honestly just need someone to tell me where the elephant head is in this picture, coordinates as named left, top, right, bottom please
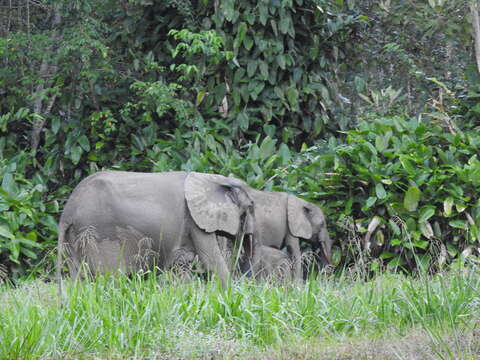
left=287, top=195, right=332, bottom=267
left=184, top=172, right=256, bottom=265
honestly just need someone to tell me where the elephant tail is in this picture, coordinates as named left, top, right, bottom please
left=56, top=221, right=70, bottom=304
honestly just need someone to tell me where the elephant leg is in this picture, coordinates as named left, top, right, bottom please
left=190, top=225, right=230, bottom=287
left=285, top=233, right=302, bottom=281
left=216, top=235, right=233, bottom=269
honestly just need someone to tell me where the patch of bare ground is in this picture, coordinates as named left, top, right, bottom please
left=101, top=328, right=480, bottom=360
left=255, top=328, right=480, bottom=360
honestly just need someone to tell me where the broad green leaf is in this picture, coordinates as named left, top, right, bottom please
left=375, top=230, right=385, bottom=246
left=471, top=225, right=479, bottom=242
left=2, top=173, right=16, bottom=195
left=223, top=0, right=235, bottom=21
left=366, top=196, right=377, bottom=209
left=278, top=143, right=291, bottom=165
left=375, top=133, right=391, bottom=152
left=419, top=206, right=435, bottom=223
left=276, top=55, right=286, bottom=70
left=20, top=247, right=37, bottom=259
left=234, top=68, right=246, bottom=84
left=237, top=112, right=249, bottom=131
left=278, top=13, right=290, bottom=34
left=248, top=81, right=265, bottom=100
left=389, top=219, right=401, bottom=235
left=404, top=186, right=421, bottom=211
left=470, top=166, right=480, bottom=186
left=391, top=238, right=403, bottom=246
left=375, top=183, right=387, bottom=200
left=449, top=220, right=467, bottom=229
left=237, top=22, right=247, bottom=43
left=247, top=60, right=258, bottom=77
left=239, top=84, right=249, bottom=103
left=270, top=20, right=278, bottom=37
left=413, top=239, right=430, bottom=249
left=286, top=87, right=298, bottom=108
left=259, top=5, right=268, bottom=25
left=51, top=116, right=61, bottom=134
left=70, top=146, right=83, bottom=165
left=259, top=136, right=276, bottom=160
left=380, top=251, right=395, bottom=259
left=19, top=237, right=42, bottom=248
left=9, top=253, right=20, bottom=264
left=419, top=221, right=434, bottom=239
left=15, top=107, right=30, bottom=119
left=344, top=199, right=353, bottom=215
left=364, top=142, right=377, bottom=156
left=416, top=253, right=432, bottom=273
left=196, top=91, right=207, bottom=105
left=259, top=61, right=268, bottom=79
left=243, top=36, right=253, bottom=50
left=251, top=162, right=263, bottom=177
left=399, top=155, right=414, bottom=173
left=443, top=197, right=454, bottom=217
left=0, top=225, right=14, bottom=239
left=274, top=86, right=284, bottom=99
left=354, top=76, right=365, bottom=92
left=78, top=135, right=90, bottom=152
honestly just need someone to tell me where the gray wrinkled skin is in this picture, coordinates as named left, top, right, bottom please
left=57, top=171, right=257, bottom=288
left=251, top=189, right=332, bottom=280
left=256, top=245, right=291, bottom=279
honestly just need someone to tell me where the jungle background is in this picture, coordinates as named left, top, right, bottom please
left=0, top=0, right=480, bottom=280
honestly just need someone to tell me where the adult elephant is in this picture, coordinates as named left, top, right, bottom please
left=57, top=171, right=257, bottom=287
left=251, top=189, right=332, bottom=280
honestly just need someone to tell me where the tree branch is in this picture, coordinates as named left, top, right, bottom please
left=31, top=5, right=61, bottom=151
left=471, top=1, right=480, bottom=73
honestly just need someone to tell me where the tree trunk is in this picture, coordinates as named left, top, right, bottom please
left=471, top=1, right=480, bottom=74
left=31, top=5, right=61, bottom=151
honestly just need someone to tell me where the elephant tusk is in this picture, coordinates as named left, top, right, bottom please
left=321, top=244, right=332, bottom=266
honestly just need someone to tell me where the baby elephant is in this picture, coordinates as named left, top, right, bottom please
left=216, top=236, right=292, bottom=279
left=256, top=245, right=292, bottom=280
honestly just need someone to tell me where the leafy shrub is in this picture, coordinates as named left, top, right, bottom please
left=0, top=154, right=58, bottom=279
left=277, top=115, right=480, bottom=272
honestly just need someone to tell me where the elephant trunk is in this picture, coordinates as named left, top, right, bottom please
left=236, top=210, right=259, bottom=276
left=318, top=228, right=333, bottom=267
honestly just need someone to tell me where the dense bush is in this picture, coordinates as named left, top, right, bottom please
left=0, top=153, right=58, bottom=279
left=277, top=114, right=480, bottom=272
left=0, top=0, right=479, bottom=278
left=0, top=0, right=362, bottom=277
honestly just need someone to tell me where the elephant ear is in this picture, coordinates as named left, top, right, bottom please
left=287, top=195, right=313, bottom=239
left=185, top=172, right=245, bottom=235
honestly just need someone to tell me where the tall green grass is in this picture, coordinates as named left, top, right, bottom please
left=0, top=269, right=479, bottom=359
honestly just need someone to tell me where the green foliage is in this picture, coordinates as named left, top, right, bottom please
left=280, top=115, right=480, bottom=271
left=351, top=1, right=471, bottom=113
left=213, top=0, right=360, bottom=138
left=129, top=0, right=361, bottom=141
left=0, top=0, right=479, bottom=277
left=0, top=155, right=58, bottom=278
